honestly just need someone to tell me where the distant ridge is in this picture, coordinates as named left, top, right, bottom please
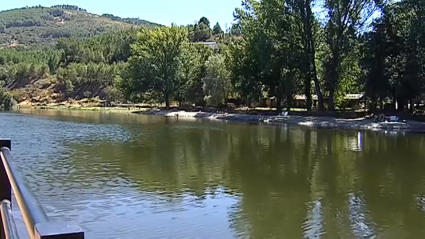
left=0, top=5, right=159, bottom=47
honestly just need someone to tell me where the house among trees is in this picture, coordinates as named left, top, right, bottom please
left=343, top=94, right=365, bottom=109
left=293, top=95, right=320, bottom=108
left=293, top=94, right=365, bottom=109
left=202, top=41, right=218, bottom=49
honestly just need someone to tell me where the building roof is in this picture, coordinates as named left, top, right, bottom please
left=294, top=95, right=319, bottom=100
left=201, top=41, right=218, bottom=48
left=344, top=94, right=365, bottom=100
left=294, top=94, right=364, bottom=100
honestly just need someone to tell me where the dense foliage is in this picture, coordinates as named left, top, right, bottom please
left=2, top=0, right=425, bottom=113
left=0, top=30, right=137, bottom=101
left=101, top=14, right=158, bottom=26
left=121, top=26, right=214, bottom=107
left=0, top=84, right=14, bottom=110
left=0, top=5, right=156, bottom=46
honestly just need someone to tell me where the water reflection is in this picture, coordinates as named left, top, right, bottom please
left=346, top=132, right=363, bottom=152
left=5, top=109, right=425, bottom=238
left=302, top=200, right=324, bottom=239
left=348, top=193, right=375, bottom=238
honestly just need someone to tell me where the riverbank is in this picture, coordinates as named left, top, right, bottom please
left=18, top=101, right=425, bottom=132
left=137, top=109, right=425, bottom=132
left=17, top=99, right=152, bottom=112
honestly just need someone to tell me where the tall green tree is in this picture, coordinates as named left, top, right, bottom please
left=202, top=54, right=233, bottom=106
left=175, top=43, right=203, bottom=105
left=193, top=23, right=211, bottom=42
left=360, top=0, right=425, bottom=112
left=212, top=22, right=224, bottom=35
left=185, top=43, right=213, bottom=105
left=230, top=23, right=242, bottom=36
left=190, top=17, right=212, bottom=42
left=362, top=18, right=390, bottom=111
left=125, top=25, right=190, bottom=109
left=323, top=0, right=383, bottom=110
left=226, top=39, right=262, bottom=107
left=289, top=0, right=325, bottom=110
left=234, top=0, right=302, bottom=112
left=199, top=16, right=210, bottom=28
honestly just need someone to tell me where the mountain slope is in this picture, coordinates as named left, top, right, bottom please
left=0, top=5, right=159, bottom=47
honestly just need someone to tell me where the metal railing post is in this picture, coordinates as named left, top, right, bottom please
left=1, top=200, right=19, bottom=239
left=0, top=140, right=84, bottom=239
left=0, top=139, right=11, bottom=201
left=0, top=139, right=11, bottom=239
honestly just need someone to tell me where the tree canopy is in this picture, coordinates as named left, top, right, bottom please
left=123, top=25, right=192, bottom=108
left=212, top=22, right=224, bottom=35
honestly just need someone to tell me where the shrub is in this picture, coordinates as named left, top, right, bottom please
left=0, top=84, right=15, bottom=110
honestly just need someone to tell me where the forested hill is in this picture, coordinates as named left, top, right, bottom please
left=0, top=5, right=159, bottom=47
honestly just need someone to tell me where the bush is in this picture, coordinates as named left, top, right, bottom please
left=9, top=90, right=26, bottom=102
left=104, top=85, right=123, bottom=102
left=0, top=85, right=15, bottom=110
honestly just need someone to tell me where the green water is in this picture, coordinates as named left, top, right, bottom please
left=3, top=109, right=425, bottom=238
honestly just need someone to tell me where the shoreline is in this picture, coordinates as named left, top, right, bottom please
left=17, top=105, right=425, bottom=133
left=18, top=105, right=151, bottom=112
left=136, top=109, right=425, bottom=132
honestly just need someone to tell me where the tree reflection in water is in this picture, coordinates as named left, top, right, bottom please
left=13, top=110, right=425, bottom=238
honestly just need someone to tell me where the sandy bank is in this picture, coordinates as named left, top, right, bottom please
left=17, top=99, right=152, bottom=113
left=138, top=109, right=425, bottom=132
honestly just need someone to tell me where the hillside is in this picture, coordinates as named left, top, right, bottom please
left=0, top=8, right=225, bottom=109
left=0, top=5, right=159, bottom=47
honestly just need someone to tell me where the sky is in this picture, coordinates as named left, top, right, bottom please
left=0, top=0, right=242, bottom=29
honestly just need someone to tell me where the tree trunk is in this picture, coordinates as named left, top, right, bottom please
left=329, top=88, right=335, bottom=111
left=165, top=92, right=170, bottom=110
left=369, top=96, right=377, bottom=112
left=415, top=97, right=420, bottom=110
left=247, top=98, right=252, bottom=108
left=286, top=95, right=292, bottom=112
left=404, top=100, right=408, bottom=112
left=409, top=98, right=414, bottom=113
left=396, top=98, right=404, bottom=112
left=328, top=48, right=341, bottom=112
left=305, top=77, right=312, bottom=111
left=305, top=0, right=324, bottom=111
left=390, top=91, right=396, bottom=112
left=276, top=95, right=282, bottom=113
left=370, top=101, right=377, bottom=112
left=314, top=80, right=325, bottom=111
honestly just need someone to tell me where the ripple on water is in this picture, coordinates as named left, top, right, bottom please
left=0, top=113, right=135, bottom=237
left=302, top=200, right=325, bottom=239
left=44, top=188, right=241, bottom=239
left=1, top=113, right=247, bottom=238
left=348, top=192, right=376, bottom=238
left=6, top=111, right=424, bottom=238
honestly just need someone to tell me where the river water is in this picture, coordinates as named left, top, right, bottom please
left=2, top=109, right=425, bottom=238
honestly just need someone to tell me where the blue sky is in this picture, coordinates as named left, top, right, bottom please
left=0, top=0, right=242, bottom=29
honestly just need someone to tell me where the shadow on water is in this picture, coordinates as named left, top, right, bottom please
left=5, top=109, right=425, bottom=238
